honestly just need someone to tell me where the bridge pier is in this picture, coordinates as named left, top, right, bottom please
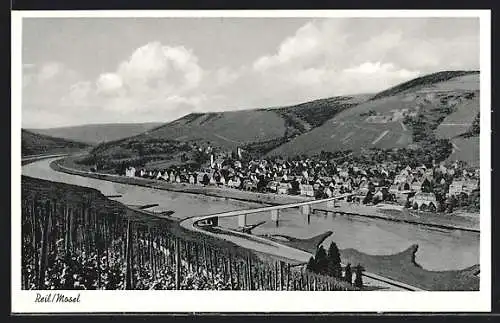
left=238, top=214, right=247, bottom=227
left=271, top=209, right=280, bottom=227
left=301, top=205, right=311, bottom=224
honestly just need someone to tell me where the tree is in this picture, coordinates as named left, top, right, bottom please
left=363, top=191, right=373, bottom=204
left=314, top=246, right=329, bottom=274
left=306, top=256, right=316, bottom=272
left=202, top=174, right=210, bottom=186
left=446, top=195, right=457, bottom=213
left=327, top=242, right=342, bottom=278
left=354, top=264, right=364, bottom=288
left=115, top=161, right=127, bottom=176
left=344, top=263, right=353, bottom=284
left=258, top=178, right=270, bottom=192
left=421, top=178, right=433, bottom=193
left=290, top=180, right=300, bottom=195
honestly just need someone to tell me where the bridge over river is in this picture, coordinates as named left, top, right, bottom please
left=190, top=193, right=354, bottom=228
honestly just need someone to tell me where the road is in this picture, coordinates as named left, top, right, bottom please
left=179, top=200, right=423, bottom=291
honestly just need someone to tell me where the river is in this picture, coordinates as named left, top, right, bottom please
left=22, top=158, right=479, bottom=271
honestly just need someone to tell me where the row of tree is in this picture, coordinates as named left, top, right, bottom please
left=306, top=242, right=363, bottom=288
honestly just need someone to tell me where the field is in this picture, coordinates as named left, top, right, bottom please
left=135, top=110, right=289, bottom=150
left=21, top=175, right=354, bottom=291
left=435, top=93, right=479, bottom=139
left=268, top=118, right=412, bottom=157
left=268, top=71, right=479, bottom=160
left=447, top=137, right=480, bottom=167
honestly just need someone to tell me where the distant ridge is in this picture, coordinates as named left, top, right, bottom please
left=371, top=70, right=479, bottom=101
left=29, top=122, right=164, bottom=145
left=22, top=129, right=90, bottom=157
left=81, top=70, right=480, bottom=167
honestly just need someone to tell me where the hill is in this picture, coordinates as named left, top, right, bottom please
left=79, top=95, right=368, bottom=172
left=268, top=71, right=480, bottom=165
left=28, top=122, right=164, bottom=145
left=124, top=95, right=367, bottom=152
left=22, top=129, right=90, bottom=157
left=75, top=70, right=480, bottom=169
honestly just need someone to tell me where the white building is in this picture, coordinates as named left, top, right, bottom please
left=299, top=184, right=314, bottom=197
left=125, top=167, right=136, bottom=177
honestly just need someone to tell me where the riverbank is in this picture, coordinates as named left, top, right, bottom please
left=262, top=232, right=479, bottom=291
left=53, top=157, right=479, bottom=233
left=21, top=153, right=70, bottom=166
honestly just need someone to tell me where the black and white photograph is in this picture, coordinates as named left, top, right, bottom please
left=12, top=10, right=491, bottom=313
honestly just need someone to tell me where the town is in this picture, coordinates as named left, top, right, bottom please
left=118, top=143, right=480, bottom=215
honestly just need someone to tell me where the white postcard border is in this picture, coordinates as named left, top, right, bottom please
left=11, top=9, right=492, bottom=313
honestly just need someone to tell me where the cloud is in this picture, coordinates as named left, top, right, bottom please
left=22, top=18, right=479, bottom=128
left=249, top=18, right=478, bottom=98
left=115, top=42, right=203, bottom=96
left=23, top=62, right=82, bottom=107
left=96, top=73, right=124, bottom=95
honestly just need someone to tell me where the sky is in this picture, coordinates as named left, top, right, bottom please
left=21, top=17, right=480, bottom=129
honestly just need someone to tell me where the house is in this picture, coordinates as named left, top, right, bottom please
left=266, top=181, right=279, bottom=193
left=448, top=180, right=464, bottom=196
left=463, top=180, right=479, bottom=194
left=243, top=180, right=257, bottom=191
left=410, top=180, right=423, bottom=192
left=232, top=177, right=242, bottom=188
left=358, top=180, right=372, bottom=195
left=125, top=166, right=136, bottom=177
left=197, top=172, right=207, bottom=184
left=373, top=189, right=384, bottom=202
left=389, top=184, right=400, bottom=194
left=169, top=172, right=176, bottom=182
left=214, top=158, right=225, bottom=169
left=324, top=187, right=333, bottom=198
left=449, top=179, right=479, bottom=196
left=410, top=192, right=439, bottom=211
left=175, top=175, right=181, bottom=183
left=394, top=174, right=410, bottom=184
left=339, top=169, right=349, bottom=179
left=319, top=176, right=332, bottom=183
left=299, top=184, right=314, bottom=197
left=277, top=183, right=290, bottom=195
